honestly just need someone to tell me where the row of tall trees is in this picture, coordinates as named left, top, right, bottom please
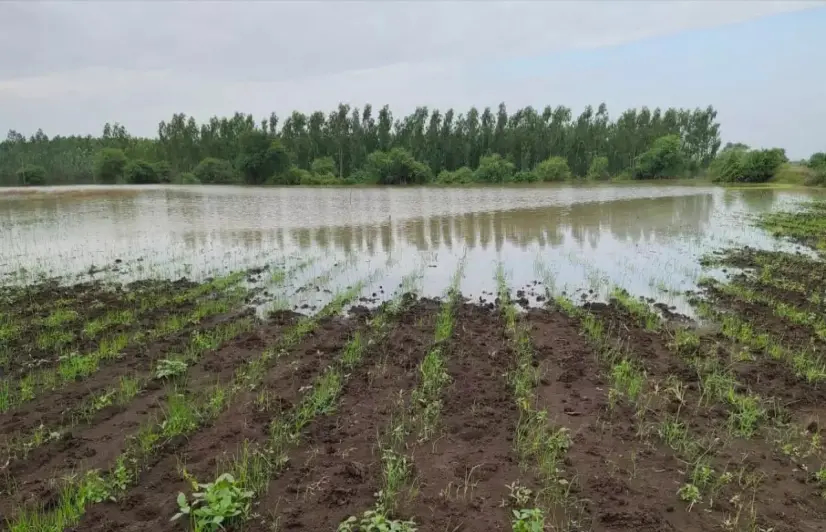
left=1, top=102, right=723, bottom=186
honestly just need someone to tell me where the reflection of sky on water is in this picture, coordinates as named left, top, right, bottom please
left=1, top=184, right=820, bottom=315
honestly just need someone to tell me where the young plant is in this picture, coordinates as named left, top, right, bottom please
left=677, top=483, right=701, bottom=511
left=337, top=510, right=417, bottom=532
left=511, top=508, right=545, bottom=532
left=172, top=473, right=254, bottom=531
left=154, top=358, right=188, bottom=380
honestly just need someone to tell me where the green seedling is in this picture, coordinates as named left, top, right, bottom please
left=172, top=473, right=253, bottom=531
left=155, top=358, right=188, bottom=380
left=506, top=481, right=534, bottom=508
left=338, top=510, right=417, bottom=532
left=677, top=483, right=701, bottom=511
left=815, top=466, right=826, bottom=497
left=511, top=508, right=545, bottom=532
left=378, top=448, right=412, bottom=513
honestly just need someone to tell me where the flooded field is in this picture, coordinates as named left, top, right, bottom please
left=0, top=184, right=816, bottom=315
left=2, top=184, right=826, bottom=532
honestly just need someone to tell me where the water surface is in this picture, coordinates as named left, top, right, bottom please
left=1, top=184, right=819, bottom=315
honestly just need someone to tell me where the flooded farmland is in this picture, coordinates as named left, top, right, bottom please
left=0, top=184, right=817, bottom=315
left=3, top=184, right=826, bottom=532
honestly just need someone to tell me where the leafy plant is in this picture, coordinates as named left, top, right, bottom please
left=337, top=510, right=417, bottom=532
left=17, top=164, right=46, bottom=186
left=125, top=159, right=160, bottom=184
left=155, top=358, right=188, bottom=380
left=535, top=156, right=571, bottom=182
left=172, top=473, right=253, bottom=531
left=511, top=508, right=545, bottom=532
left=677, top=483, right=701, bottom=511
left=94, top=148, right=127, bottom=184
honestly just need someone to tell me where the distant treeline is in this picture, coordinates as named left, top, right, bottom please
left=2, top=102, right=820, bottom=187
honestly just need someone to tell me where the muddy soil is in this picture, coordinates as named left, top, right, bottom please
left=0, top=310, right=297, bottom=521
left=3, top=295, right=825, bottom=532
left=0, top=278, right=199, bottom=379
left=72, top=311, right=363, bottom=532
left=0, top=308, right=250, bottom=447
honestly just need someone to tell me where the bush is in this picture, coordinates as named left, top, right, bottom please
left=710, top=147, right=787, bottom=183
left=474, top=154, right=515, bottom=183
left=364, top=148, right=432, bottom=185
left=347, top=169, right=371, bottom=183
left=153, top=161, right=173, bottom=183
left=16, top=164, right=46, bottom=186
left=236, top=131, right=291, bottom=185
left=269, top=166, right=308, bottom=185
left=125, top=159, right=159, bottom=184
left=299, top=172, right=342, bottom=186
left=709, top=148, right=746, bottom=183
left=535, top=156, right=571, bottom=182
left=587, top=156, right=610, bottom=180
left=633, top=134, right=685, bottom=179
left=193, top=158, right=237, bottom=184
left=179, top=172, right=200, bottom=185
left=805, top=167, right=826, bottom=186
left=742, top=148, right=787, bottom=182
left=513, top=170, right=539, bottom=183
left=311, top=156, right=337, bottom=177
left=94, top=148, right=127, bottom=184
left=809, top=152, right=826, bottom=170
left=435, top=167, right=474, bottom=184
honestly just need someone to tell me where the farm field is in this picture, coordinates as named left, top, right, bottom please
left=1, top=186, right=826, bottom=531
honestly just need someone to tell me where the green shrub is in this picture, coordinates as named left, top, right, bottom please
left=474, top=154, right=515, bottom=183
left=809, top=152, right=826, bottom=170
left=742, top=148, right=787, bottom=182
left=193, top=158, right=237, bottom=184
left=804, top=166, right=826, bottom=187
left=535, top=156, right=571, bottom=182
left=236, top=131, right=291, bottom=185
left=299, top=172, right=342, bottom=186
left=153, top=161, right=173, bottom=183
left=269, top=166, right=309, bottom=185
left=125, top=159, right=160, bottom=184
left=179, top=172, right=200, bottom=185
left=513, top=170, right=539, bottom=183
left=94, top=148, right=127, bottom=184
left=16, top=164, right=46, bottom=186
left=311, top=156, right=337, bottom=177
left=436, top=166, right=474, bottom=184
left=347, top=169, right=371, bottom=183
left=710, top=147, right=787, bottom=183
left=633, top=134, right=685, bottom=179
left=587, top=156, right=610, bottom=180
left=364, top=148, right=431, bottom=185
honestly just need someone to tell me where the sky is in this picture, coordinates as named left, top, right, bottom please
left=0, top=1, right=824, bottom=159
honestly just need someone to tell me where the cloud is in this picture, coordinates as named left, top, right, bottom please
left=0, top=0, right=821, bottom=154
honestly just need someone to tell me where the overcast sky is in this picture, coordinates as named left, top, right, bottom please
left=1, top=1, right=824, bottom=158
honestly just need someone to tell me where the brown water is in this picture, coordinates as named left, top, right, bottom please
left=0, top=184, right=818, bottom=314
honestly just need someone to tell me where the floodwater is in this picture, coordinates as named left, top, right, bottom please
left=0, top=184, right=820, bottom=315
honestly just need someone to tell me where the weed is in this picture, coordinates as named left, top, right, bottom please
left=161, top=393, right=199, bottom=437
left=117, top=376, right=141, bottom=404
left=671, top=328, right=700, bottom=356
left=610, top=359, right=644, bottom=403
left=377, top=448, right=413, bottom=513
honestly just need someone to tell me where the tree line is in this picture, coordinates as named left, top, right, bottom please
left=0, top=102, right=805, bottom=187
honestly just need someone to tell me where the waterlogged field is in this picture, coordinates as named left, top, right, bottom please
left=1, top=184, right=826, bottom=531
